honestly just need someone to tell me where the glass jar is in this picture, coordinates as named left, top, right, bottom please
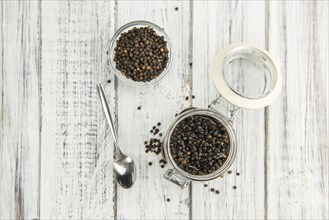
left=108, top=20, right=173, bottom=87
left=163, top=105, right=238, bottom=188
left=162, top=43, right=282, bottom=188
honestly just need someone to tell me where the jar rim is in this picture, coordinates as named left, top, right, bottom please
left=163, top=108, right=237, bottom=181
left=212, top=43, right=282, bottom=109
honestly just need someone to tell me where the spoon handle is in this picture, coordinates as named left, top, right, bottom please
left=97, top=83, right=118, bottom=145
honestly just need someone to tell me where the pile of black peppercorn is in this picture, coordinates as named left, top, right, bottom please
left=145, top=122, right=168, bottom=169
left=113, top=26, right=169, bottom=82
left=169, top=115, right=230, bottom=175
left=145, top=138, right=162, bottom=155
left=145, top=122, right=164, bottom=155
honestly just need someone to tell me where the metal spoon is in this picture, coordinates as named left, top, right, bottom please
left=97, top=83, right=136, bottom=189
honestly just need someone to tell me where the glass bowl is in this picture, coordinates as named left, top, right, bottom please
left=109, top=20, right=173, bottom=87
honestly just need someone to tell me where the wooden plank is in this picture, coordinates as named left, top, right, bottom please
left=192, top=1, right=267, bottom=219
left=115, top=1, right=191, bottom=219
left=0, top=2, right=3, bottom=207
left=40, top=1, right=116, bottom=218
left=0, top=0, right=2, bottom=124
left=0, top=1, right=41, bottom=219
left=267, top=1, right=329, bottom=219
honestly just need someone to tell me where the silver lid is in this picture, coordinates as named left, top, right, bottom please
left=212, top=43, right=282, bottom=109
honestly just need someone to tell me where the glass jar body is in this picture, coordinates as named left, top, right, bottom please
left=162, top=107, right=237, bottom=186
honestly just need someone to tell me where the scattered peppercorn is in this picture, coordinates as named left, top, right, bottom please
left=192, top=95, right=195, bottom=99
left=236, top=172, right=240, bottom=176
left=159, top=133, right=163, bottom=137
left=157, top=122, right=161, bottom=126
left=107, top=79, right=112, bottom=83
left=167, top=198, right=170, bottom=202
left=148, top=162, right=152, bottom=166
left=145, top=137, right=162, bottom=155
left=150, top=130, right=153, bottom=133
left=175, top=7, right=179, bottom=11
left=185, top=96, right=189, bottom=101
left=210, top=188, right=215, bottom=192
left=204, top=184, right=208, bottom=187
left=228, top=170, right=232, bottom=174
left=161, top=165, right=165, bottom=168
left=170, top=115, right=230, bottom=175
left=189, top=62, right=192, bottom=66
left=215, top=190, right=220, bottom=194
left=233, top=186, right=237, bottom=189
left=144, top=141, right=148, bottom=145
left=153, top=128, right=160, bottom=135
left=153, top=126, right=156, bottom=130
left=137, top=106, right=141, bottom=110
left=113, top=26, right=169, bottom=82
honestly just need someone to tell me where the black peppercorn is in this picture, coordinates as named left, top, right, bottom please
left=169, top=115, right=230, bottom=175
left=153, top=128, right=160, bottom=135
left=144, top=136, right=162, bottom=156
left=113, top=26, right=169, bottom=82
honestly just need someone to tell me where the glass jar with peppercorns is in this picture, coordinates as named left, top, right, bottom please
left=163, top=43, right=282, bottom=188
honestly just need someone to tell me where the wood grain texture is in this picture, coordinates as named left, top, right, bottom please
left=0, top=1, right=41, bottom=219
left=115, top=1, right=191, bottom=219
left=266, top=1, right=329, bottom=219
left=40, top=1, right=116, bottom=219
left=192, top=1, right=267, bottom=219
left=0, top=1, right=328, bottom=219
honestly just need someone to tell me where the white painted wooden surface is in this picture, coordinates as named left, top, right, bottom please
left=192, top=2, right=267, bottom=219
left=1, top=1, right=328, bottom=219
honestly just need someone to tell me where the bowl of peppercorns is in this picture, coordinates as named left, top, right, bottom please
left=109, top=20, right=172, bottom=86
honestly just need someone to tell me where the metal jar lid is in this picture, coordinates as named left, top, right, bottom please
left=212, top=43, right=282, bottom=109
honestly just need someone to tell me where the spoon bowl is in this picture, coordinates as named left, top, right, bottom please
left=113, top=154, right=136, bottom=189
